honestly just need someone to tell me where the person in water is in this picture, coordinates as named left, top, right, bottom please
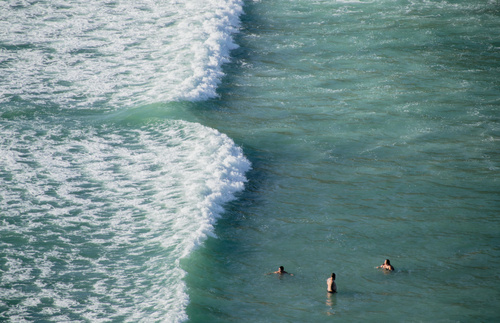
left=327, top=273, right=337, bottom=293
left=377, top=259, right=394, bottom=271
left=269, top=266, right=293, bottom=276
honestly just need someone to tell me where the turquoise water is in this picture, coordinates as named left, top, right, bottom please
left=186, top=0, right=500, bottom=322
left=1, top=0, right=499, bottom=322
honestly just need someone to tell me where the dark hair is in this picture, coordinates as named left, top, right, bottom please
left=279, top=266, right=284, bottom=270
left=331, top=273, right=336, bottom=279
left=385, top=259, right=391, bottom=265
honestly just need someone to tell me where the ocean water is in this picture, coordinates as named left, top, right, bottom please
left=1, top=0, right=499, bottom=322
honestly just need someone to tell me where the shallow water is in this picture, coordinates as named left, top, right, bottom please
left=1, top=1, right=249, bottom=321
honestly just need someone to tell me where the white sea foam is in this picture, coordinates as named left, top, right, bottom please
left=0, top=0, right=244, bottom=108
left=0, top=119, right=251, bottom=322
left=1, top=1, right=248, bottom=320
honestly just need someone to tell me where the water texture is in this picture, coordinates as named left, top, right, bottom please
left=1, top=0, right=499, bottom=322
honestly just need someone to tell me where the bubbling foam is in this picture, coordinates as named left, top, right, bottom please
left=0, top=119, right=251, bottom=322
left=0, top=0, right=244, bottom=109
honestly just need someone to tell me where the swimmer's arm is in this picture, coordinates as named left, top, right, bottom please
left=266, top=271, right=281, bottom=275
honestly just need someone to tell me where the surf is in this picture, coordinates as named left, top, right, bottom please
left=0, top=0, right=248, bottom=321
left=0, top=0, right=244, bottom=109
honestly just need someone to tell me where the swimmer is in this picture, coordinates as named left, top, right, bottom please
left=377, top=259, right=394, bottom=271
left=327, top=273, right=337, bottom=293
left=268, top=266, right=293, bottom=276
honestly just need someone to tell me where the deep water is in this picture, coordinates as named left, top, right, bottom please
left=185, top=0, right=500, bottom=322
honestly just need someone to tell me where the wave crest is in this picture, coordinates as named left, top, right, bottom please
left=0, top=0, right=244, bottom=109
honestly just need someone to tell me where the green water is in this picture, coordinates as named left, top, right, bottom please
left=185, top=0, right=500, bottom=322
left=1, top=0, right=498, bottom=321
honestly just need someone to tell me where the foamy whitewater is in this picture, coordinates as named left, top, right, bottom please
left=0, top=0, right=248, bottom=321
left=1, top=0, right=243, bottom=109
